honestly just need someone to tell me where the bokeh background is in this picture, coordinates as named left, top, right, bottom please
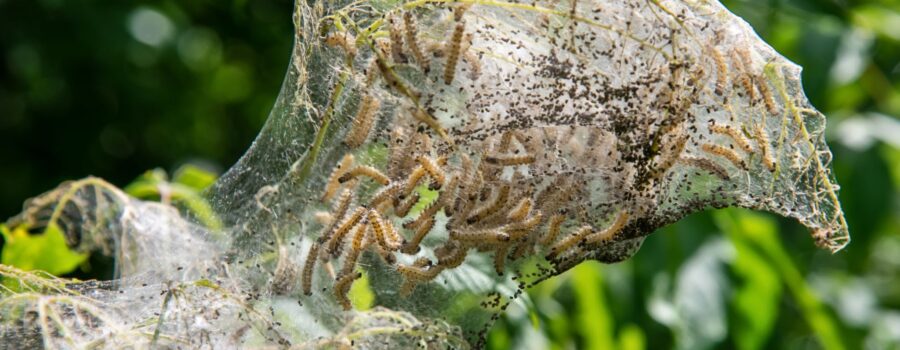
left=1, top=0, right=898, bottom=348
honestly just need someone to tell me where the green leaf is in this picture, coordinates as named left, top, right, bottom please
left=572, top=262, right=615, bottom=350
left=123, top=167, right=223, bottom=230
left=0, top=223, right=88, bottom=276
left=172, top=164, right=218, bottom=191
left=718, top=211, right=783, bottom=350
left=715, top=209, right=846, bottom=350
left=617, top=324, right=646, bottom=350
left=349, top=271, right=375, bottom=310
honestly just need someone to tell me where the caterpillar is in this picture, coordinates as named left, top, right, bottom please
left=326, top=207, right=366, bottom=256
left=301, top=242, right=320, bottom=296
left=678, top=155, right=730, bottom=180
left=319, top=189, right=354, bottom=247
left=403, top=11, right=429, bottom=73
left=387, top=127, right=410, bottom=179
left=338, top=165, right=391, bottom=185
left=398, top=258, right=440, bottom=296
left=650, top=133, right=689, bottom=182
left=755, top=125, right=776, bottom=172
left=540, top=214, right=566, bottom=245
left=401, top=166, right=428, bottom=198
left=339, top=219, right=369, bottom=277
left=710, top=45, right=728, bottom=96
left=708, top=122, right=754, bottom=154
left=466, top=184, right=510, bottom=224
left=367, top=181, right=403, bottom=209
left=452, top=154, right=475, bottom=214
left=397, top=257, right=440, bottom=281
left=507, top=198, right=533, bottom=221
left=484, top=154, right=536, bottom=166
left=321, top=154, right=355, bottom=201
left=416, top=155, right=446, bottom=187
left=755, top=75, right=779, bottom=115
left=403, top=216, right=434, bottom=254
left=387, top=15, right=406, bottom=64
left=584, top=211, right=629, bottom=245
left=547, top=225, right=592, bottom=260
left=395, top=191, right=419, bottom=218
left=443, top=20, right=466, bottom=84
left=436, top=242, right=468, bottom=269
left=344, top=94, right=382, bottom=149
left=701, top=143, right=747, bottom=170
left=368, top=209, right=396, bottom=250
left=733, top=48, right=756, bottom=101
left=383, top=218, right=405, bottom=248
left=450, top=229, right=510, bottom=244
left=494, top=245, right=509, bottom=275
left=508, top=211, right=543, bottom=233
left=334, top=272, right=362, bottom=310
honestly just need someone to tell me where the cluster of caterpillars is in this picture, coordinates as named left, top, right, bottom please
left=324, top=5, right=482, bottom=150
left=302, top=125, right=640, bottom=309
left=708, top=43, right=779, bottom=116
left=298, top=4, right=787, bottom=310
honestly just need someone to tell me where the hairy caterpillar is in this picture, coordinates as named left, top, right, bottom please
left=701, top=143, right=747, bottom=170
left=484, top=154, right=536, bottom=166
left=450, top=229, right=510, bottom=244
left=755, top=75, right=779, bottom=115
left=387, top=127, right=410, bottom=179
left=436, top=242, right=467, bottom=269
left=708, top=122, right=754, bottom=154
left=395, top=191, right=419, bottom=218
left=387, top=15, right=406, bottom=64
left=755, top=125, right=776, bottom=172
left=338, top=165, right=391, bottom=185
left=338, top=219, right=369, bottom=278
left=344, top=94, right=381, bottom=149
left=326, top=207, right=366, bottom=256
left=383, top=219, right=404, bottom=247
left=678, top=155, right=730, bottom=180
left=493, top=245, right=508, bottom=275
left=508, top=212, right=543, bottom=233
left=416, top=155, right=446, bottom=187
left=466, top=184, right=511, bottom=224
left=443, top=20, right=466, bottom=84
left=367, top=209, right=388, bottom=249
left=402, top=166, right=428, bottom=197
left=506, top=197, right=533, bottom=221
left=334, top=272, right=362, bottom=310
left=403, top=11, right=429, bottom=73
left=547, top=225, right=592, bottom=260
left=710, top=45, right=728, bottom=96
left=540, top=214, right=566, bottom=245
left=733, top=47, right=756, bottom=101
left=403, top=217, right=434, bottom=254
left=321, top=154, right=355, bottom=201
left=301, top=242, right=320, bottom=296
left=584, top=211, right=629, bottom=245
left=367, top=181, right=403, bottom=209
left=321, top=189, right=353, bottom=244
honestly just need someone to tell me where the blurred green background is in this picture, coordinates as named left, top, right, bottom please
left=1, top=0, right=898, bottom=348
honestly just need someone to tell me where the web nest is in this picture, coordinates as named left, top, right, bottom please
left=1, top=0, right=848, bottom=348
